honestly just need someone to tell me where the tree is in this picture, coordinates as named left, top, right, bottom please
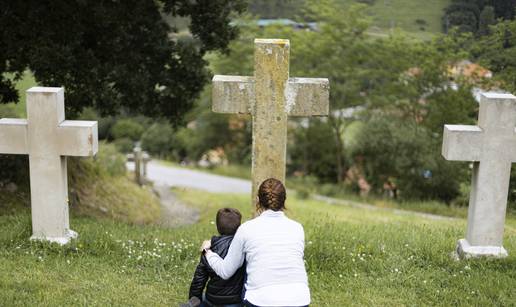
left=479, top=6, right=496, bottom=36
left=489, top=0, right=516, bottom=20
left=141, top=122, right=175, bottom=159
left=0, top=0, right=246, bottom=122
left=289, top=119, right=343, bottom=183
left=473, top=18, right=516, bottom=92
left=443, top=1, right=482, bottom=34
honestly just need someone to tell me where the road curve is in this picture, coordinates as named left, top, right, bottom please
left=127, top=161, right=251, bottom=194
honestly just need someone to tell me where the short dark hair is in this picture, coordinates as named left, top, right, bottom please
left=216, top=208, right=242, bottom=235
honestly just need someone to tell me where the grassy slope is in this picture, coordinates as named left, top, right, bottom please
left=1, top=189, right=514, bottom=306
left=364, top=0, right=450, bottom=39
left=249, top=0, right=451, bottom=40
left=0, top=146, right=162, bottom=225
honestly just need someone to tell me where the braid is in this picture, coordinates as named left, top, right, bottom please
left=258, top=178, right=286, bottom=211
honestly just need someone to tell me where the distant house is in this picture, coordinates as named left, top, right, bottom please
left=407, top=60, right=504, bottom=104
left=448, top=60, right=493, bottom=81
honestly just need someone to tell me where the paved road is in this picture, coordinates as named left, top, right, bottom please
left=127, top=161, right=251, bottom=194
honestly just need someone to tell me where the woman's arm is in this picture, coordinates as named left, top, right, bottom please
left=205, top=228, right=245, bottom=280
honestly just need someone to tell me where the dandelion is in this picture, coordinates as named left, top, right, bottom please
left=423, top=280, right=427, bottom=284
left=308, top=241, right=313, bottom=245
left=339, top=274, right=343, bottom=278
left=354, top=273, right=358, bottom=277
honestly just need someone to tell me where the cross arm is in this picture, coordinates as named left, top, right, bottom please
left=286, top=78, right=330, bottom=116
left=57, top=121, right=98, bottom=157
left=442, top=124, right=483, bottom=161
left=0, top=118, right=29, bottom=154
left=212, top=75, right=254, bottom=114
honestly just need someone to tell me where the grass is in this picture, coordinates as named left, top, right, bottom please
left=249, top=0, right=451, bottom=40
left=157, top=160, right=495, bottom=219
left=363, top=0, right=450, bottom=40
left=68, top=144, right=162, bottom=225
left=0, top=71, right=37, bottom=118
left=1, top=188, right=515, bottom=305
left=0, top=143, right=162, bottom=225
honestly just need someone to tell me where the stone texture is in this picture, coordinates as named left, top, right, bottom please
left=442, top=92, right=516, bottom=258
left=0, top=87, right=98, bottom=244
left=212, top=39, right=330, bottom=203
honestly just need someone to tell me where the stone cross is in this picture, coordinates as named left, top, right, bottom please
left=442, top=92, right=516, bottom=258
left=212, top=39, right=329, bottom=201
left=0, top=87, right=98, bottom=244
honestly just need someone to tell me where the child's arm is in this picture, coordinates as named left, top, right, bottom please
left=188, top=254, right=210, bottom=300
left=205, top=228, right=245, bottom=280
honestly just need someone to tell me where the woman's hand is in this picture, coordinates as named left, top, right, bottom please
left=200, top=240, right=211, bottom=252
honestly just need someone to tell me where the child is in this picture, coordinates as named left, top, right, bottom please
left=186, top=208, right=245, bottom=307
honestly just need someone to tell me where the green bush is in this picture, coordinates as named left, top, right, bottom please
left=289, top=119, right=343, bottom=183
left=110, top=119, right=144, bottom=142
left=348, top=116, right=466, bottom=202
left=141, top=122, right=174, bottom=158
left=94, top=143, right=127, bottom=177
left=70, top=143, right=126, bottom=179
left=114, top=138, right=134, bottom=154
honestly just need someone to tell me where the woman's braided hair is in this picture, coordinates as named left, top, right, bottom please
left=257, top=178, right=286, bottom=212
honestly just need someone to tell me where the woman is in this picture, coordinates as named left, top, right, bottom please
left=202, top=178, right=310, bottom=307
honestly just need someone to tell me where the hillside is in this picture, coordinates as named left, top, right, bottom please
left=0, top=188, right=514, bottom=305
left=249, top=0, right=451, bottom=39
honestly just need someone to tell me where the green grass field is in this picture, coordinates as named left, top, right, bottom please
left=249, top=0, right=451, bottom=40
left=1, top=188, right=515, bottom=306
left=363, top=0, right=450, bottom=39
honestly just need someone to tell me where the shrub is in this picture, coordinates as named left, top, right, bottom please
left=114, top=138, right=134, bottom=154
left=415, top=19, right=427, bottom=26
left=110, top=119, right=144, bottom=142
left=348, top=116, right=465, bottom=202
left=94, top=143, right=127, bottom=177
left=141, top=122, right=174, bottom=158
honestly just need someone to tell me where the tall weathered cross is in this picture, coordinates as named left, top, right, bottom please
left=0, top=87, right=98, bottom=244
left=212, top=39, right=329, bottom=202
left=442, top=92, right=516, bottom=258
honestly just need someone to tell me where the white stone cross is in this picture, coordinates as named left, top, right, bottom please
left=442, top=92, right=516, bottom=258
left=0, top=87, right=98, bottom=244
left=212, top=39, right=329, bottom=202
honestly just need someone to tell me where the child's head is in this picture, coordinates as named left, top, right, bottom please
left=216, top=208, right=242, bottom=235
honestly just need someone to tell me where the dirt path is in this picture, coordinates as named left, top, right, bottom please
left=153, top=184, right=200, bottom=227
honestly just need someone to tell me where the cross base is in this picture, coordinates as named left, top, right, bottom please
left=30, top=229, right=78, bottom=245
left=456, top=238, right=508, bottom=259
